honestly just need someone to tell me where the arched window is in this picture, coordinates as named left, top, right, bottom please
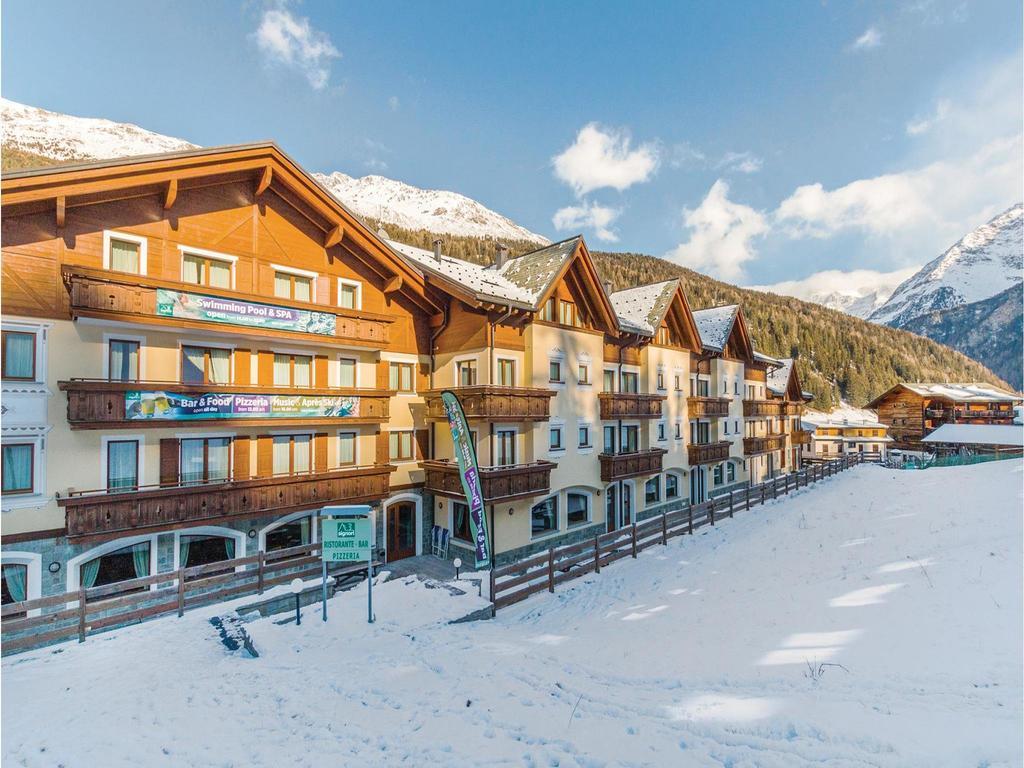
left=174, top=526, right=245, bottom=580
left=644, top=477, right=660, bottom=505
left=665, top=472, right=681, bottom=500
left=531, top=495, right=558, bottom=538
left=67, top=534, right=157, bottom=594
left=260, top=510, right=318, bottom=553
left=565, top=489, right=592, bottom=528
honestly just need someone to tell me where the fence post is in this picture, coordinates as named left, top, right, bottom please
left=77, top=587, right=87, bottom=644
left=709, top=498, right=716, bottom=526
left=688, top=505, right=693, bottom=535
left=631, top=523, right=638, bottom=558
left=661, top=512, right=668, bottom=545
left=177, top=568, right=186, bottom=617
left=728, top=490, right=734, bottom=518
left=489, top=567, right=496, bottom=616
left=547, top=548, right=555, bottom=593
left=257, top=550, right=265, bottom=594
left=761, top=483, right=766, bottom=505
left=745, top=486, right=751, bottom=511
left=594, top=535, right=601, bottom=573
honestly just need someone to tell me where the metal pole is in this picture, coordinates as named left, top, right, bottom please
left=367, top=555, right=374, bottom=624
left=295, top=594, right=301, bottom=626
left=322, top=558, right=328, bottom=622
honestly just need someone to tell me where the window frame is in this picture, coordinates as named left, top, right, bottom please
left=644, top=476, right=661, bottom=506
left=388, top=430, right=415, bottom=462
left=389, top=362, right=416, bottom=394
left=530, top=495, right=560, bottom=539
left=271, top=264, right=318, bottom=303
left=179, top=436, right=233, bottom=485
left=548, top=360, right=564, bottom=384
left=566, top=490, right=591, bottom=528
left=337, top=430, right=358, bottom=467
left=496, top=358, right=516, bottom=387
left=104, top=437, right=140, bottom=492
left=178, top=246, right=237, bottom=290
left=577, top=363, right=590, bottom=386
left=455, top=358, right=478, bottom=387
left=337, top=356, right=358, bottom=388
left=577, top=423, right=592, bottom=450
left=271, top=433, right=314, bottom=476
left=548, top=425, right=564, bottom=452
left=180, top=343, right=233, bottom=385
left=1, top=330, right=36, bottom=382
left=102, top=230, right=148, bottom=275
left=336, top=278, right=363, bottom=310
left=106, top=338, right=141, bottom=383
left=273, top=352, right=313, bottom=388
left=1, top=443, right=35, bottom=495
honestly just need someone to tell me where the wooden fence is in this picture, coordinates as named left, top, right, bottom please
left=490, top=455, right=863, bottom=611
left=0, top=542, right=369, bottom=655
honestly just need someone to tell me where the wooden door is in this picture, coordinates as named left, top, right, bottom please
left=387, top=502, right=417, bottom=561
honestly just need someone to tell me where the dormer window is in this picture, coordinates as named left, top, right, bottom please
left=181, top=248, right=235, bottom=289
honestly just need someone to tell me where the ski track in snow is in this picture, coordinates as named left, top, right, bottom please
left=3, top=461, right=1022, bottom=767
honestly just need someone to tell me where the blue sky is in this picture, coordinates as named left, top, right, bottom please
left=3, top=0, right=1021, bottom=296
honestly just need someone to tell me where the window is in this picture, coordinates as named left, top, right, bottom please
left=675, top=421, right=683, bottom=440
left=273, top=353, right=312, bottom=387
left=389, top=362, right=414, bottom=393
left=549, top=360, right=563, bottom=383
left=274, top=270, right=313, bottom=302
left=734, top=381, right=740, bottom=395
left=531, top=496, right=558, bottom=537
left=713, top=464, right=724, bottom=486
left=182, top=251, right=232, bottom=289
left=657, top=372, right=665, bottom=390
left=578, top=364, right=590, bottom=385
left=620, top=372, right=638, bottom=393
left=452, top=502, right=472, bottom=543
left=1, top=563, right=28, bottom=608
left=106, top=440, right=139, bottom=491
left=389, top=431, right=414, bottom=462
left=496, top=430, right=516, bottom=466
left=724, top=422, right=730, bottom=435
left=656, top=326, right=671, bottom=345
left=337, top=279, right=361, bottom=309
left=1, top=444, right=34, bottom=494
left=497, top=359, right=516, bottom=386
left=692, top=421, right=709, bottom=443
left=105, top=233, right=144, bottom=274
left=696, top=378, right=709, bottom=396
left=734, top=419, right=740, bottom=433
left=79, top=542, right=151, bottom=590
left=645, top=477, right=660, bottom=505
left=578, top=424, right=591, bottom=449
left=674, top=374, right=682, bottom=391
left=181, top=346, right=230, bottom=385
left=567, top=492, right=589, bottom=527
left=338, top=358, right=357, bottom=388
left=603, top=369, right=616, bottom=392
left=180, top=437, right=231, bottom=485
left=540, top=298, right=555, bottom=322
left=179, top=535, right=236, bottom=578
left=621, top=425, right=638, bottom=453
left=549, top=426, right=563, bottom=451
left=265, top=516, right=312, bottom=552
left=338, top=432, right=356, bottom=466
left=727, top=463, right=736, bottom=483
left=657, top=422, right=667, bottom=441
left=723, top=379, right=728, bottom=394
left=108, top=339, right=139, bottom=382
left=273, top=435, right=312, bottom=475
left=665, top=474, right=679, bottom=499
left=1, top=331, right=35, bottom=381
left=456, top=360, right=477, bottom=387
left=603, top=425, right=616, bottom=453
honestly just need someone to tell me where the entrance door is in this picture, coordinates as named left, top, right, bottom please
left=387, top=502, right=417, bottom=561
left=605, top=485, right=617, bottom=533
left=621, top=482, right=633, bottom=527
left=690, top=467, right=705, bottom=504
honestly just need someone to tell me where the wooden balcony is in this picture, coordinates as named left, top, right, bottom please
left=743, top=399, right=785, bottom=417
left=57, top=380, right=392, bottom=429
left=63, top=266, right=392, bottom=348
left=792, top=429, right=813, bottom=446
left=687, top=441, right=731, bottom=465
left=421, top=460, right=555, bottom=503
left=598, top=392, right=666, bottom=420
left=423, top=386, right=556, bottom=422
left=953, top=408, right=1017, bottom=420
left=599, top=448, right=667, bottom=482
left=744, top=434, right=786, bottom=455
left=57, top=465, right=395, bottom=539
left=687, top=396, right=731, bottom=418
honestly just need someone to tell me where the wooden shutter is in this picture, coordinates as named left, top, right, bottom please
left=256, top=435, right=273, bottom=477
left=314, top=355, right=329, bottom=388
left=257, top=351, right=273, bottom=386
left=376, top=360, right=390, bottom=390
left=234, top=349, right=252, bottom=386
left=376, top=430, right=390, bottom=465
left=414, top=429, right=430, bottom=461
left=233, top=437, right=251, bottom=481
left=314, top=432, right=329, bottom=471
left=159, top=438, right=179, bottom=487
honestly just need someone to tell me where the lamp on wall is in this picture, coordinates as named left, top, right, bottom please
left=507, top=507, right=514, bottom=516
left=247, top=529, right=257, bottom=539
left=48, top=561, right=61, bottom=574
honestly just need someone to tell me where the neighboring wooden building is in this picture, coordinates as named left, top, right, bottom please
left=866, top=383, right=1021, bottom=449
left=800, top=410, right=892, bottom=461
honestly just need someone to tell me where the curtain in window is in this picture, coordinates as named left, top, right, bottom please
left=107, top=441, right=138, bottom=490
left=110, top=239, right=139, bottom=272
left=339, top=434, right=355, bottom=464
left=4, top=333, right=34, bottom=378
left=293, top=357, right=311, bottom=387
left=207, top=439, right=230, bottom=481
left=293, top=277, right=312, bottom=302
left=180, top=440, right=204, bottom=484
left=224, top=537, right=235, bottom=559
left=80, top=559, right=101, bottom=590
left=132, top=543, right=150, bottom=578
left=274, top=272, right=291, bottom=298
left=109, top=341, right=138, bottom=381
left=293, top=436, right=311, bottom=473
left=273, top=354, right=290, bottom=386
left=179, top=537, right=191, bottom=568
left=272, top=437, right=291, bottom=475
left=182, top=255, right=202, bottom=285
left=2, top=444, right=32, bottom=492
left=339, top=360, right=356, bottom=388
left=298, top=516, right=311, bottom=544
left=208, top=260, right=231, bottom=289
left=209, top=349, right=230, bottom=384
left=2, top=564, right=26, bottom=603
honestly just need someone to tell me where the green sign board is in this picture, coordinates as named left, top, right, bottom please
left=321, top=518, right=372, bottom=562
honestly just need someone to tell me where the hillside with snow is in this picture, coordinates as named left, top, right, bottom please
left=1, top=98, right=547, bottom=243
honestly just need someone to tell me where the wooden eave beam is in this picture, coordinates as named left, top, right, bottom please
left=55, top=196, right=65, bottom=229
left=324, top=223, right=344, bottom=249
left=256, top=165, right=273, bottom=196
left=163, top=178, right=178, bottom=210
left=383, top=274, right=403, bottom=294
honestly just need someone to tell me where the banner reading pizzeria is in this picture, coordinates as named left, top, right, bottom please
left=125, top=391, right=360, bottom=420
left=156, top=288, right=336, bottom=336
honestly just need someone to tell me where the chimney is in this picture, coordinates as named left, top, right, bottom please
left=432, top=239, right=443, bottom=263
left=495, top=243, right=509, bottom=269
left=603, top=280, right=613, bottom=294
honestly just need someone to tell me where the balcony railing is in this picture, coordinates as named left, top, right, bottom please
left=742, top=399, right=785, bottom=417
left=687, top=441, right=731, bottom=465
left=57, top=379, right=393, bottom=429
left=598, top=392, right=666, bottom=420
left=57, top=464, right=395, bottom=538
left=792, top=429, right=813, bottom=446
left=421, top=460, right=555, bottom=503
left=744, top=434, right=786, bottom=455
left=599, top=448, right=667, bottom=482
left=423, top=386, right=556, bottom=422
left=953, top=408, right=1017, bottom=420
left=784, top=402, right=804, bottom=416
left=63, top=266, right=392, bottom=347
left=687, top=396, right=731, bottom=418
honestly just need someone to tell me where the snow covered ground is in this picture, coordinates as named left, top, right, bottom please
left=3, top=460, right=1022, bottom=767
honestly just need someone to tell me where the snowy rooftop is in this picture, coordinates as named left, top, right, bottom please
left=921, top=423, right=1024, bottom=446
left=498, top=237, right=582, bottom=303
left=802, top=404, right=886, bottom=429
left=692, top=304, right=738, bottom=350
left=899, top=383, right=1021, bottom=403
left=767, top=358, right=794, bottom=395
left=608, top=279, right=679, bottom=335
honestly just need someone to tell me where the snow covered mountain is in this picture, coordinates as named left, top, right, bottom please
left=750, top=267, right=916, bottom=319
left=869, top=204, right=1023, bottom=326
left=811, top=288, right=892, bottom=319
left=1, top=98, right=547, bottom=243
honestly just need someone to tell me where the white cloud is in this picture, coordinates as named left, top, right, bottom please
left=388, top=96, right=400, bottom=112
left=664, top=180, right=769, bottom=281
left=717, top=151, right=763, bottom=174
left=850, top=26, right=882, bottom=50
left=669, top=141, right=706, bottom=169
left=552, top=201, right=622, bottom=242
left=906, top=98, right=952, bottom=136
left=255, top=5, right=340, bottom=90
left=750, top=266, right=920, bottom=307
left=552, top=123, right=659, bottom=196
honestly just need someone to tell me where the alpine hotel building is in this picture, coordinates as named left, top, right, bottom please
left=0, top=144, right=810, bottom=606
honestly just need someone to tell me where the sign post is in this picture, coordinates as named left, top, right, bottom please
left=320, top=505, right=375, bottom=623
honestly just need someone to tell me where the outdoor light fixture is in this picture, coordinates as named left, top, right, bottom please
left=508, top=507, right=513, bottom=516
left=48, top=561, right=60, bottom=574
left=290, top=578, right=303, bottom=626
left=247, top=529, right=257, bottom=539
left=453, top=557, right=462, bottom=579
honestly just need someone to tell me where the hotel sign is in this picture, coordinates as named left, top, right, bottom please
left=156, top=288, right=336, bottom=336
left=125, top=391, right=359, bottom=420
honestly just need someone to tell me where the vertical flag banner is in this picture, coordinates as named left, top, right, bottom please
left=440, top=390, right=490, bottom=568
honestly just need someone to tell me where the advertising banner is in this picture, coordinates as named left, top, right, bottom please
left=440, top=390, right=490, bottom=568
left=156, top=288, right=336, bottom=336
left=125, top=391, right=359, bottom=420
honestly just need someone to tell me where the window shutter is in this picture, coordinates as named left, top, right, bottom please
left=314, top=355, right=329, bottom=388
left=234, top=349, right=252, bottom=386
left=314, top=432, right=328, bottom=471
left=233, top=437, right=251, bottom=481
left=376, top=360, right=389, bottom=390
left=257, top=351, right=273, bottom=386
left=376, top=431, right=390, bottom=465
left=414, top=429, right=430, bottom=461
left=256, top=435, right=273, bottom=477
left=159, top=438, right=179, bottom=487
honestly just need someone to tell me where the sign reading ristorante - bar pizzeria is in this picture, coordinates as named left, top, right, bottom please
left=125, top=391, right=359, bottom=420
left=156, top=288, right=336, bottom=336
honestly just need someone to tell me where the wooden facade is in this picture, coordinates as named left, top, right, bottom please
left=868, top=384, right=1020, bottom=447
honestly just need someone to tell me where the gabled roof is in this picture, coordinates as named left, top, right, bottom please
left=609, top=280, right=678, bottom=335
left=767, top=358, right=794, bottom=396
left=498, top=237, right=583, bottom=304
left=866, top=382, right=1022, bottom=409
left=692, top=305, right=739, bottom=351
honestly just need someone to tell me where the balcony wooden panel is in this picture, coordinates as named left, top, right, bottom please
left=421, top=460, right=555, bottom=503
left=58, top=465, right=395, bottom=539
left=687, top=441, right=731, bottom=466
left=792, top=429, right=812, bottom=445
left=598, top=392, right=666, bottom=420
left=744, top=434, right=786, bottom=455
left=57, top=380, right=392, bottom=429
left=687, top=396, right=731, bottom=418
left=423, top=386, right=556, bottom=422
left=599, top=448, right=667, bottom=482
left=63, top=266, right=391, bottom=348
left=743, top=399, right=785, bottom=417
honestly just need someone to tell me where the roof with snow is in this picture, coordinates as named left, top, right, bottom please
left=608, top=280, right=680, bottom=335
left=498, top=237, right=582, bottom=303
left=867, top=383, right=1021, bottom=408
left=692, top=305, right=739, bottom=351
left=767, top=358, right=795, bottom=396
left=802, top=404, right=887, bottom=430
left=921, top=423, right=1024, bottom=447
